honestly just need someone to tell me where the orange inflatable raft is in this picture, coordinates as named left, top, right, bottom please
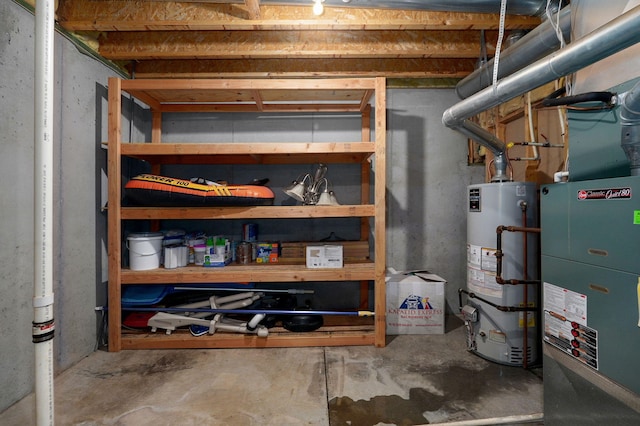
left=124, top=174, right=275, bottom=207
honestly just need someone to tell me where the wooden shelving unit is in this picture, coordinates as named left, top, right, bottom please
left=107, top=77, right=387, bottom=351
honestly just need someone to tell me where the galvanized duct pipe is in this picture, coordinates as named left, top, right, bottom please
left=619, top=79, right=640, bottom=175
left=456, top=7, right=572, bottom=99
left=245, top=0, right=549, bottom=15
left=443, top=5, right=640, bottom=180
left=620, top=81, right=640, bottom=123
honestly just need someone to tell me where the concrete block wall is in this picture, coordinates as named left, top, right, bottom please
left=140, top=92, right=482, bottom=313
left=0, top=2, right=118, bottom=411
left=0, top=1, right=481, bottom=413
left=386, top=90, right=484, bottom=311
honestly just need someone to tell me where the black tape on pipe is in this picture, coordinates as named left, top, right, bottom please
left=32, top=319, right=55, bottom=343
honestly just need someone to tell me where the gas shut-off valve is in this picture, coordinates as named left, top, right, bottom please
left=461, top=305, right=478, bottom=322
left=461, top=305, right=479, bottom=351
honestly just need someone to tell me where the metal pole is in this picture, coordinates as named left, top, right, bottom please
left=123, top=307, right=375, bottom=316
left=173, top=287, right=313, bottom=294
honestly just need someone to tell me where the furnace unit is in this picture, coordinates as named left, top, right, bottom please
left=541, top=76, right=640, bottom=424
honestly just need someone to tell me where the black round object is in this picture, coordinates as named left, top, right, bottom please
left=282, top=314, right=324, bottom=332
left=261, top=314, right=279, bottom=329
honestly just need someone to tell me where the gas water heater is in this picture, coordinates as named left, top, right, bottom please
left=463, top=182, right=539, bottom=366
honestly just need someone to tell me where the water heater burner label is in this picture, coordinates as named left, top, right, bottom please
left=481, top=248, right=497, bottom=273
left=543, top=282, right=599, bottom=370
left=577, top=187, right=631, bottom=200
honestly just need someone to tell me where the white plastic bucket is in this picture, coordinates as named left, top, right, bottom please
left=127, top=232, right=164, bottom=271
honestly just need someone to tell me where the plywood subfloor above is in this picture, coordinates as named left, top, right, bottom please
left=55, top=1, right=540, bottom=79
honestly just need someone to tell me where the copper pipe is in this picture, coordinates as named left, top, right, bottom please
left=495, top=221, right=541, bottom=368
left=495, top=225, right=541, bottom=285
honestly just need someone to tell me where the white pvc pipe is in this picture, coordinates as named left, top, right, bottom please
left=247, top=313, right=267, bottom=330
left=33, top=1, right=55, bottom=425
left=423, top=412, right=544, bottom=426
left=554, top=170, right=570, bottom=182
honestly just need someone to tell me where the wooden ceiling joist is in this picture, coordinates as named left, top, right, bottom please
left=58, top=3, right=540, bottom=32
left=99, top=30, right=499, bottom=60
left=55, top=0, right=541, bottom=80
left=129, top=58, right=477, bottom=79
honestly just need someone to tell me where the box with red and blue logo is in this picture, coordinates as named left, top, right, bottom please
left=386, top=268, right=446, bottom=334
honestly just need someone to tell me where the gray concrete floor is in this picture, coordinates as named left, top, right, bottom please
left=0, top=318, right=542, bottom=425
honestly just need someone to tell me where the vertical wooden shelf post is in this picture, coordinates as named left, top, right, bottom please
left=374, top=77, right=387, bottom=347
left=107, top=77, right=123, bottom=351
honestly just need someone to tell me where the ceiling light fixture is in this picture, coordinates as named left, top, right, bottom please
left=313, top=0, right=324, bottom=16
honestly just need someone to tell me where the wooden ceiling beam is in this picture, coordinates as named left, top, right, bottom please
left=129, top=58, right=477, bottom=79
left=99, top=30, right=499, bottom=60
left=55, top=1, right=541, bottom=80
left=57, top=2, right=539, bottom=31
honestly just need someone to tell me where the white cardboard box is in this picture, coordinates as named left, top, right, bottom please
left=306, top=245, right=343, bottom=268
left=386, top=268, right=446, bottom=334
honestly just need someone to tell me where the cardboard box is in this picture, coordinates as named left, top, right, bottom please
left=203, top=237, right=231, bottom=267
left=386, top=268, right=446, bottom=334
left=281, top=241, right=369, bottom=261
left=306, top=245, right=343, bottom=268
left=256, top=242, right=279, bottom=263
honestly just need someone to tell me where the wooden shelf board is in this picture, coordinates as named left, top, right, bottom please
left=158, top=103, right=366, bottom=113
left=124, top=153, right=371, bottom=165
left=119, top=78, right=378, bottom=111
left=120, top=142, right=374, bottom=153
left=116, top=142, right=374, bottom=164
left=122, top=331, right=375, bottom=349
left=120, top=261, right=376, bottom=284
left=121, top=328, right=376, bottom=349
left=120, top=205, right=375, bottom=219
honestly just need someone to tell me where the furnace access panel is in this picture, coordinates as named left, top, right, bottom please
left=541, top=176, right=640, bottom=395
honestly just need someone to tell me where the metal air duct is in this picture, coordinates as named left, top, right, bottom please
left=443, top=5, right=640, bottom=180
left=620, top=80, right=640, bottom=176
left=456, top=7, right=572, bottom=99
